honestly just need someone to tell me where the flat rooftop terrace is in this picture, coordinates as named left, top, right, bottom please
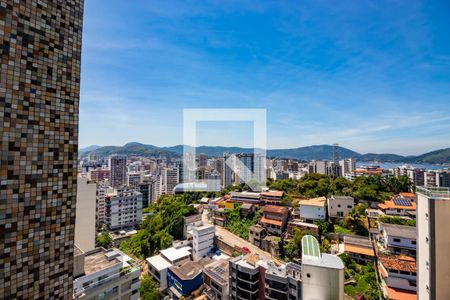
left=84, top=249, right=121, bottom=276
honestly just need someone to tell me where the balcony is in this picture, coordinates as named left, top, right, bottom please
left=73, top=264, right=140, bottom=298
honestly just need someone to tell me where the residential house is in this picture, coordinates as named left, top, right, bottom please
left=328, top=195, right=354, bottom=220
left=260, top=205, right=289, bottom=236
left=379, top=223, right=417, bottom=257
left=298, top=197, right=327, bottom=223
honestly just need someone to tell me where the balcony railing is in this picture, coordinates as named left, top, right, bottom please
left=73, top=264, right=140, bottom=298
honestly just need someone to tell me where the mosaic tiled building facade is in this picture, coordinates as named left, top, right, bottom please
left=0, top=1, right=84, bottom=299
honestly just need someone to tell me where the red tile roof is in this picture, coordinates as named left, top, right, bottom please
left=263, top=205, right=288, bottom=214
left=378, top=254, right=416, bottom=273
left=260, top=217, right=283, bottom=227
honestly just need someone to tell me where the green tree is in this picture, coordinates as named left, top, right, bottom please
left=96, top=232, right=112, bottom=248
left=140, top=274, right=162, bottom=300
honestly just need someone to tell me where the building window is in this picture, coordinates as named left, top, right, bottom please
left=306, top=273, right=311, bottom=278
left=411, top=240, right=416, bottom=245
left=393, top=238, right=401, bottom=243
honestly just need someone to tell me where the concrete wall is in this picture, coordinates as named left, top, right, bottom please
left=75, top=178, right=97, bottom=252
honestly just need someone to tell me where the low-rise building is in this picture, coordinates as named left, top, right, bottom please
left=328, top=195, right=354, bottom=220
left=287, top=221, right=319, bottom=238
left=191, top=224, right=215, bottom=261
left=203, top=259, right=230, bottom=300
left=146, top=246, right=192, bottom=290
left=167, top=261, right=204, bottom=299
left=73, top=247, right=140, bottom=300
left=298, top=197, right=327, bottom=223
left=212, top=208, right=228, bottom=227
left=343, top=236, right=375, bottom=263
left=378, top=194, right=416, bottom=218
left=249, top=224, right=267, bottom=248
left=378, top=254, right=417, bottom=299
left=260, top=205, right=289, bottom=236
left=260, top=190, right=284, bottom=205
left=108, top=229, right=137, bottom=247
left=379, top=223, right=416, bottom=257
left=229, top=191, right=261, bottom=205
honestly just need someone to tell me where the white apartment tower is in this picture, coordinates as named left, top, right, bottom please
left=191, top=224, right=215, bottom=261
left=417, top=186, right=450, bottom=300
left=105, top=187, right=143, bottom=231
left=109, top=155, right=127, bottom=188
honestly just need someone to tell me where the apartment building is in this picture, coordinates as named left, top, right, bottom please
left=75, top=177, right=97, bottom=252
left=229, top=191, right=261, bottom=205
left=109, top=155, right=127, bottom=188
left=191, top=224, right=215, bottom=261
left=105, top=187, right=143, bottom=231
left=73, top=247, right=140, bottom=300
left=163, top=167, right=179, bottom=196
left=96, top=183, right=109, bottom=227
left=89, top=168, right=111, bottom=182
left=265, top=261, right=302, bottom=300
left=203, top=259, right=230, bottom=300
left=229, top=254, right=264, bottom=300
left=127, top=172, right=142, bottom=188
left=0, top=2, right=84, bottom=298
left=167, top=261, right=204, bottom=298
left=417, top=186, right=450, bottom=300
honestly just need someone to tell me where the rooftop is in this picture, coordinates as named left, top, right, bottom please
left=260, top=217, right=283, bottom=227
left=249, top=224, right=265, bottom=233
left=263, top=205, right=289, bottom=214
left=378, top=200, right=416, bottom=211
left=416, top=186, right=450, bottom=199
left=399, top=192, right=416, bottom=199
left=302, top=253, right=345, bottom=270
left=330, top=195, right=354, bottom=201
left=378, top=254, right=416, bottom=273
left=83, top=249, right=122, bottom=276
left=230, top=191, right=261, bottom=199
left=169, top=261, right=203, bottom=281
left=204, top=259, right=230, bottom=285
left=260, top=191, right=284, bottom=198
left=344, top=244, right=375, bottom=257
left=344, top=236, right=372, bottom=248
left=302, top=235, right=320, bottom=258
left=146, top=254, right=173, bottom=271
left=299, top=197, right=326, bottom=207
left=381, top=223, right=416, bottom=239
left=160, top=246, right=192, bottom=263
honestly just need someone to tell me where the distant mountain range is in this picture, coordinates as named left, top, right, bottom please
left=79, top=142, right=450, bottom=164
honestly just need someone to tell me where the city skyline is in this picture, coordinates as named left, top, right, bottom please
left=80, top=0, right=450, bottom=155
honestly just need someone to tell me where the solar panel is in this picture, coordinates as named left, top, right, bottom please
left=393, top=198, right=412, bottom=206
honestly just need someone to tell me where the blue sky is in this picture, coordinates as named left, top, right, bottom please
left=79, top=0, right=450, bottom=155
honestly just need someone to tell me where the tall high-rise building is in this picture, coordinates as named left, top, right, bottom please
left=162, top=167, right=179, bottom=196
left=417, top=186, right=450, bottom=300
left=0, top=1, right=84, bottom=299
left=198, top=153, right=208, bottom=168
left=223, top=153, right=234, bottom=188
left=75, top=177, right=96, bottom=252
left=109, top=155, right=127, bottom=188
